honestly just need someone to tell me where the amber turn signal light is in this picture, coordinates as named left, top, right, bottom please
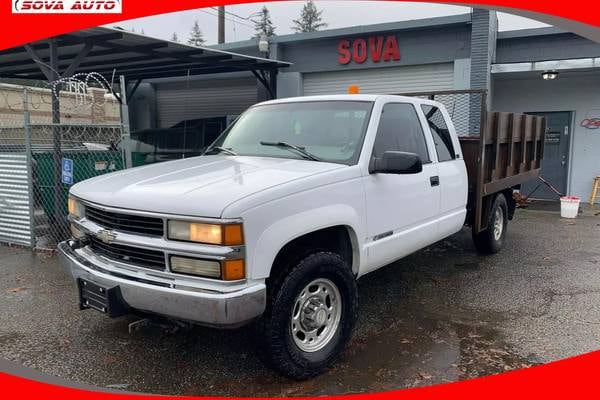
left=222, top=259, right=245, bottom=281
left=223, top=224, right=244, bottom=246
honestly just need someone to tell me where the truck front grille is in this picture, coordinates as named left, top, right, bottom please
left=86, top=206, right=164, bottom=237
left=89, top=237, right=166, bottom=271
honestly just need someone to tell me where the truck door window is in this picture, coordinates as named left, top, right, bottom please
left=373, top=103, right=430, bottom=162
left=421, top=105, right=455, bottom=162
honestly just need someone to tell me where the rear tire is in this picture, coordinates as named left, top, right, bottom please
left=472, top=193, right=508, bottom=254
left=260, top=251, right=358, bottom=380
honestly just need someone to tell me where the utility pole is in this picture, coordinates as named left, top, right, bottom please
left=49, top=37, right=65, bottom=237
left=217, top=6, right=225, bottom=44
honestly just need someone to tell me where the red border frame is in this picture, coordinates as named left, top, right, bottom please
left=1, top=0, right=600, bottom=397
left=1, top=0, right=600, bottom=50
left=3, top=350, right=600, bottom=398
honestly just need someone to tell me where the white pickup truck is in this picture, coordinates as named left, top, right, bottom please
left=59, top=94, right=545, bottom=379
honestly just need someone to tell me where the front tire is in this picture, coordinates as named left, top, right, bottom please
left=260, top=252, right=358, bottom=380
left=472, top=193, right=508, bottom=254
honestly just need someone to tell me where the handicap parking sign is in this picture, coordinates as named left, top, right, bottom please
left=61, top=158, right=73, bottom=185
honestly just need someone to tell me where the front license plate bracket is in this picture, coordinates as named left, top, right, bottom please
left=78, top=279, right=128, bottom=318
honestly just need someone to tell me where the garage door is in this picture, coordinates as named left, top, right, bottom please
left=303, top=63, right=454, bottom=96
left=155, top=77, right=257, bottom=127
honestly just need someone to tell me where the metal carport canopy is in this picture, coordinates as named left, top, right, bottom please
left=0, top=27, right=290, bottom=233
left=0, top=26, right=291, bottom=97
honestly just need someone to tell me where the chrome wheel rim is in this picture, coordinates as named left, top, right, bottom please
left=493, top=208, right=504, bottom=241
left=291, top=278, right=342, bottom=353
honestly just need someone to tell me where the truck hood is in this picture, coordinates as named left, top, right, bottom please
left=70, top=156, right=345, bottom=218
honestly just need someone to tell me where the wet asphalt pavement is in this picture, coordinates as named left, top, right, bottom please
left=0, top=207, right=599, bottom=396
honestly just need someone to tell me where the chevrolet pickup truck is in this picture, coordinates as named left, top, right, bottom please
left=59, top=93, right=545, bottom=379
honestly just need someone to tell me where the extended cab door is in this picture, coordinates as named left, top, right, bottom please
left=419, top=104, right=468, bottom=239
left=362, top=102, right=440, bottom=274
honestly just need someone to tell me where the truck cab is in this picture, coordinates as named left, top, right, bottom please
left=59, top=94, right=542, bottom=379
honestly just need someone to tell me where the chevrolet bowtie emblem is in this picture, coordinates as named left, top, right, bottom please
left=96, top=229, right=117, bottom=244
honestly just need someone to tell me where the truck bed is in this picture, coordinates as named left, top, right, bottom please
left=398, top=89, right=546, bottom=233
left=459, top=112, right=546, bottom=233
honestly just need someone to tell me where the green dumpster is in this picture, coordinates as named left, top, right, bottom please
left=131, top=151, right=148, bottom=167
left=33, top=149, right=125, bottom=218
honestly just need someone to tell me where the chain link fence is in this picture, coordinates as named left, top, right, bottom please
left=0, top=84, right=126, bottom=250
left=30, top=123, right=125, bottom=249
left=399, top=89, right=487, bottom=137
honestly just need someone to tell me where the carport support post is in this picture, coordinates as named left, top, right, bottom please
left=253, top=69, right=278, bottom=101
left=269, top=68, right=278, bottom=100
left=49, top=38, right=65, bottom=234
left=119, top=75, right=132, bottom=168
left=23, top=88, right=36, bottom=249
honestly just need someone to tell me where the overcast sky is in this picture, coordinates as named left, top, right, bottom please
left=112, top=1, right=549, bottom=45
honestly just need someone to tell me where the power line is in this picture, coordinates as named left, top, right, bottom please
left=209, top=6, right=261, bottom=22
left=198, top=9, right=254, bottom=29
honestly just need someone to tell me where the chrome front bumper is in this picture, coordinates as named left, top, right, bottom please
left=58, top=240, right=266, bottom=327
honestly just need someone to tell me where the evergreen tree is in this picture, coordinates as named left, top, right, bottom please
left=253, top=6, right=276, bottom=38
left=171, top=32, right=179, bottom=43
left=187, top=20, right=206, bottom=47
left=291, top=0, right=327, bottom=33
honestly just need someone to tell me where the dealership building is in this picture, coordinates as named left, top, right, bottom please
left=129, top=9, right=600, bottom=202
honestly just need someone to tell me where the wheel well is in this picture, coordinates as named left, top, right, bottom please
left=480, top=189, right=516, bottom=230
left=268, top=226, right=356, bottom=287
left=504, top=188, right=517, bottom=220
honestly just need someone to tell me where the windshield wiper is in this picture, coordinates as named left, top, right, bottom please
left=259, top=141, right=321, bottom=161
left=205, top=146, right=237, bottom=156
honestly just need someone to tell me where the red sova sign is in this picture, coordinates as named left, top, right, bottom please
left=337, top=35, right=401, bottom=65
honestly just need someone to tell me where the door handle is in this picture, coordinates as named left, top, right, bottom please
left=430, top=176, right=440, bottom=187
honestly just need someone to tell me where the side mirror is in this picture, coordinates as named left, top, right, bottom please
left=370, top=151, right=423, bottom=174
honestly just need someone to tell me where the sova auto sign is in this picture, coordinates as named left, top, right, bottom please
left=337, top=35, right=401, bottom=65
left=12, top=0, right=121, bottom=13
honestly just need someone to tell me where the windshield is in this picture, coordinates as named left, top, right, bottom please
left=209, top=101, right=373, bottom=165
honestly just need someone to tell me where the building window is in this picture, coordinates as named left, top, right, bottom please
left=373, top=103, right=430, bottom=162
left=421, top=104, right=455, bottom=162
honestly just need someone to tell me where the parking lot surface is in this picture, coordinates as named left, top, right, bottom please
left=1, top=207, right=599, bottom=396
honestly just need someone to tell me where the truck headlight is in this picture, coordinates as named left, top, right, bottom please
left=67, top=197, right=85, bottom=219
left=167, top=221, right=243, bottom=246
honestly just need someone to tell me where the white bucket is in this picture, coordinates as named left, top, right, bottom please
left=560, top=196, right=580, bottom=218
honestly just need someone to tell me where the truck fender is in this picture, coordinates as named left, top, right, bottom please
left=251, top=204, right=363, bottom=279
